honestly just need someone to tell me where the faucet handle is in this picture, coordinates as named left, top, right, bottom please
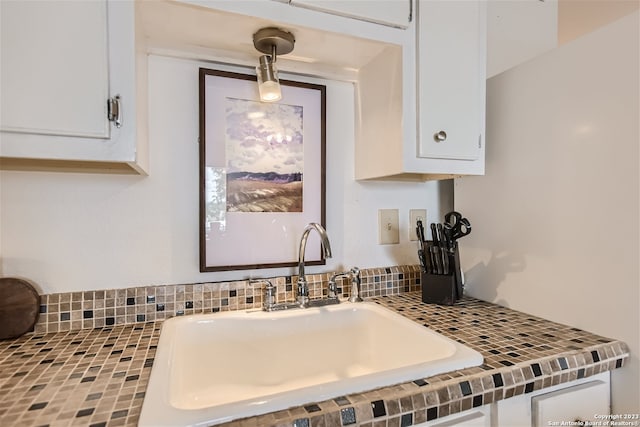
left=328, top=271, right=350, bottom=299
left=348, top=267, right=363, bottom=303
left=250, top=279, right=275, bottom=311
left=327, top=279, right=337, bottom=299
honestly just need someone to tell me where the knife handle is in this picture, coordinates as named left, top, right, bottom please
left=432, top=246, right=443, bottom=275
left=436, top=223, right=449, bottom=274
left=418, top=249, right=427, bottom=272
left=416, top=220, right=425, bottom=242
left=430, top=223, right=439, bottom=245
left=442, top=246, right=449, bottom=275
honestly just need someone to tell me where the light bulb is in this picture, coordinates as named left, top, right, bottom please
left=258, top=80, right=281, bottom=102
left=256, top=55, right=281, bottom=102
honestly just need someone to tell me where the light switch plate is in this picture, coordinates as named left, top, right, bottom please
left=409, top=209, right=427, bottom=241
left=378, top=209, right=399, bottom=244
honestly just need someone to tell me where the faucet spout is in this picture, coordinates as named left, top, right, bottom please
left=297, top=223, right=332, bottom=306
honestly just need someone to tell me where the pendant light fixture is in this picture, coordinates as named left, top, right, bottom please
left=253, top=27, right=295, bottom=102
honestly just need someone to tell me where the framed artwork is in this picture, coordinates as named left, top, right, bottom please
left=199, top=68, right=326, bottom=272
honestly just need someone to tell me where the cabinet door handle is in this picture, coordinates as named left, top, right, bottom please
left=433, top=130, right=447, bottom=142
left=107, top=95, right=122, bottom=128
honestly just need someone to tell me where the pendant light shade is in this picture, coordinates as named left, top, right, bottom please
left=256, top=54, right=281, bottom=102
left=253, top=28, right=295, bottom=103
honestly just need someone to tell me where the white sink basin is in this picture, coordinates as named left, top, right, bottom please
left=139, top=302, right=483, bottom=427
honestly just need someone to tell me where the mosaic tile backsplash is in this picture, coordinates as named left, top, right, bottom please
left=35, top=265, right=421, bottom=334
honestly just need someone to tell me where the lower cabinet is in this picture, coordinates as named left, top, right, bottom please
left=414, top=372, right=610, bottom=427
left=498, top=372, right=610, bottom=426
left=532, top=376, right=609, bottom=426
left=417, top=404, right=493, bottom=427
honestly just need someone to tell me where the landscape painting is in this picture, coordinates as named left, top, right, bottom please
left=199, top=67, right=326, bottom=272
left=225, top=97, right=304, bottom=213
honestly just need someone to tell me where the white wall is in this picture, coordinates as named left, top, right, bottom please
left=487, top=0, right=557, bottom=78
left=456, top=11, right=639, bottom=412
left=0, top=55, right=448, bottom=294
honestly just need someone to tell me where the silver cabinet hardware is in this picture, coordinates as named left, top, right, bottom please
left=107, top=95, right=122, bottom=128
left=433, top=130, right=447, bottom=142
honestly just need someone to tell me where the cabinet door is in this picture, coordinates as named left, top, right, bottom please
left=497, top=373, right=611, bottom=426
left=417, top=0, right=485, bottom=161
left=416, top=404, right=493, bottom=427
left=0, top=0, right=109, bottom=138
left=289, top=0, right=412, bottom=28
left=532, top=379, right=610, bottom=426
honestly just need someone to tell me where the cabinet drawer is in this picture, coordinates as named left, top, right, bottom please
left=415, top=404, right=493, bottom=427
left=532, top=379, right=610, bottom=426
left=289, top=0, right=412, bottom=28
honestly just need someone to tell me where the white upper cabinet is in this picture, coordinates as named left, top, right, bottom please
left=0, top=0, right=484, bottom=179
left=0, top=0, right=148, bottom=174
left=1, top=1, right=109, bottom=139
left=355, top=0, right=486, bottom=180
left=288, top=0, right=413, bottom=28
left=417, top=0, right=485, bottom=163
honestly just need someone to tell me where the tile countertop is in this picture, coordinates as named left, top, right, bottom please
left=0, top=293, right=629, bottom=427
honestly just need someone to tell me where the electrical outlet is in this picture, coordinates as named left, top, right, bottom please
left=409, top=209, right=427, bottom=241
left=378, top=209, right=399, bottom=244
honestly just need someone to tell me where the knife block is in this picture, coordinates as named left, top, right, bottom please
left=420, top=243, right=463, bottom=306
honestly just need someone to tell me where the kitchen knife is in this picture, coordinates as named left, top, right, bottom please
left=430, top=223, right=439, bottom=246
left=416, top=220, right=429, bottom=273
left=418, top=249, right=428, bottom=273
left=430, top=223, right=443, bottom=275
left=437, top=223, right=449, bottom=275
left=416, top=220, right=426, bottom=243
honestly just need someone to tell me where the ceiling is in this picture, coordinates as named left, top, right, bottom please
left=558, top=0, right=640, bottom=44
left=137, top=0, right=395, bottom=81
left=138, top=0, right=639, bottom=81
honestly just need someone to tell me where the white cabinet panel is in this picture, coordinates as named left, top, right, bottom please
left=497, top=373, right=611, bottom=426
left=0, top=0, right=148, bottom=174
left=1, top=0, right=109, bottom=138
left=355, top=0, right=486, bottom=181
left=532, top=379, right=610, bottom=426
left=290, top=0, right=412, bottom=28
left=417, top=0, right=484, bottom=161
left=415, top=404, right=493, bottom=427
left=426, top=410, right=489, bottom=427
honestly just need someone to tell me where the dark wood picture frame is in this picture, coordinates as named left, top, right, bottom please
left=199, top=68, right=326, bottom=272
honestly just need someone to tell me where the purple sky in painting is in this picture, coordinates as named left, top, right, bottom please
left=225, top=98, right=304, bottom=174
